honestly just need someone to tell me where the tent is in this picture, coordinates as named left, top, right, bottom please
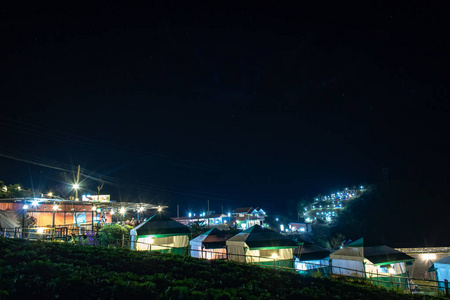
left=130, top=214, right=190, bottom=255
left=428, top=255, right=450, bottom=290
left=190, top=228, right=233, bottom=259
left=294, top=242, right=331, bottom=275
left=330, top=238, right=414, bottom=289
left=226, top=225, right=300, bottom=269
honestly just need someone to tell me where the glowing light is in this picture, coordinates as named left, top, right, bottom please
left=92, top=206, right=97, bottom=211
left=110, top=210, right=115, bottom=215
left=300, top=228, right=305, bottom=232
left=53, top=204, right=58, bottom=211
left=280, top=224, right=284, bottom=231
left=158, top=207, right=162, bottom=212
left=23, top=204, right=29, bottom=210
left=227, top=212, right=231, bottom=217
left=149, top=237, right=154, bottom=244
left=188, top=212, right=192, bottom=218
left=276, top=218, right=279, bottom=221
left=422, top=253, right=436, bottom=261
left=37, top=228, right=44, bottom=234
left=32, top=200, right=39, bottom=206
left=47, top=192, right=53, bottom=197
left=73, top=183, right=79, bottom=189
left=120, top=207, right=125, bottom=214
left=17, top=186, right=21, bottom=191
left=96, top=209, right=101, bottom=213
left=388, top=268, right=395, bottom=274
left=272, top=253, right=278, bottom=259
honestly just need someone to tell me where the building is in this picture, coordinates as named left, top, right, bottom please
left=232, top=207, right=266, bottom=229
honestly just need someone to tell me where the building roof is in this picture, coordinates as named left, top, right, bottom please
left=227, top=225, right=300, bottom=249
left=233, top=207, right=253, bottom=214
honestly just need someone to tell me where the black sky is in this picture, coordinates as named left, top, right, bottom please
left=1, top=1, right=449, bottom=215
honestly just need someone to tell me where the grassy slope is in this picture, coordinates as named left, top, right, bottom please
left=0, top=238, right=442, bottom=299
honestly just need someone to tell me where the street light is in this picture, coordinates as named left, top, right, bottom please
left=72, top=183, right=80, bottom=200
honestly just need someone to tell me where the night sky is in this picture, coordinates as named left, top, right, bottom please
left=1, top=2, right=449, bottom=216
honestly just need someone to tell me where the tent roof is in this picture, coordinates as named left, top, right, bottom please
left=191, top=228, right=234, bottom=249
left=133, top=213, right=190, bottom=236
left=227, top=225, right=299, bottom=249
left=294, top=244, right=331, bottom=261
left=330, top=238, right=414, bottom=265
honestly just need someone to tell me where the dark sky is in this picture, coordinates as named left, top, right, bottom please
left=1, top=1, right=449, bottom=216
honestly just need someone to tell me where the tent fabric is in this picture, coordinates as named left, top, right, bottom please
left=131, top=214, right=190, bottom=254
left=332, top=259, right=365, bottom=277
left=226, top=225, right=298, bottom=268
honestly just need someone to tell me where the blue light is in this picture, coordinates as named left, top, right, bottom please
left=188, top=212, right=192, bottom=218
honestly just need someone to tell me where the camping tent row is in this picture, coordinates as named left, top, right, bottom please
left=130, top=215, right=301, bottom=268
left=129, top=215, right=416, bottom=289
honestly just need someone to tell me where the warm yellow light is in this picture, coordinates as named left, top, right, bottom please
left=422, top=253, right=436, bottom=261
left=110, top=210, right=115, bottom=215
left=47, top=192, right=53, bottom=197
left=388, top=268, right=395, bottom=274
left=120, top=207, right=125, bottom=214
left=158, top=207, right=162, bottom=212
left=17, top=186, right=21, bottom=191
left=272, top=253, right=278, bottom=259
left=73, top=183, right=79, bottom=189
left=37, top=228, right=44, bottom=234
left=149, top=238, right=154, bottom=244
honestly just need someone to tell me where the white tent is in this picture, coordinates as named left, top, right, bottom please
left=190, top=228, right=233, bottom=259
left=226, top=225, right=299, bottom=268
left=130, top=214, right=190, bottom=255
left=428, top=255, right=450, bottom=290
left=330, top=238, right=414, bottom=289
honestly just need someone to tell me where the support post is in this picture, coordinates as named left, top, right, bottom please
left=445, top=279, right=449, bottom=296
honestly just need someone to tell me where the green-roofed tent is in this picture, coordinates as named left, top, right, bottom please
left=428, top=255, right=450, bottom=291
left=130, top=214, right=190, bottom=255
left=330, top=238, right=414, bottom=289
left=190, top=228, right=233, bottom=259
left=226, top=225, right=300, bottom=269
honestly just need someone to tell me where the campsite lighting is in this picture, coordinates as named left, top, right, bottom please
left=47, top=192, right=53, bottom=197
left=422, top=253, right=436, bottom=261
left=188, top=212, right=192, bottom=218
left=73, top=183, right=79, bottom=190
left=120, top=207, right=125, bottom=214
left=31, top=200, right=39, bottom=206
left=53, top=204, right=58, bottom=210
left=110, top=210, right=115, bottom=215
left=37, top=228, right=44, bottom=234
left=272, top=253, right=278, bottom=259
left=149, top=237, right=154, bottom=244
left=227, top=212, right=231, bottom=217
left=23, top=204, right=29, bottom=210
left=92, top=206, right=97, bottom=211
left=158, top=207, right=162, bottom=212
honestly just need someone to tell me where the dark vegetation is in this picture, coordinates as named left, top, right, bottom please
left=333, top=181, right=449, bottom=247
left=0, top=238, right=442, bottom=299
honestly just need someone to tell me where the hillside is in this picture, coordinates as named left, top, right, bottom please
left=333, top=181, right=450, bottom=247
left=0, top=238, right=442, bottom=299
